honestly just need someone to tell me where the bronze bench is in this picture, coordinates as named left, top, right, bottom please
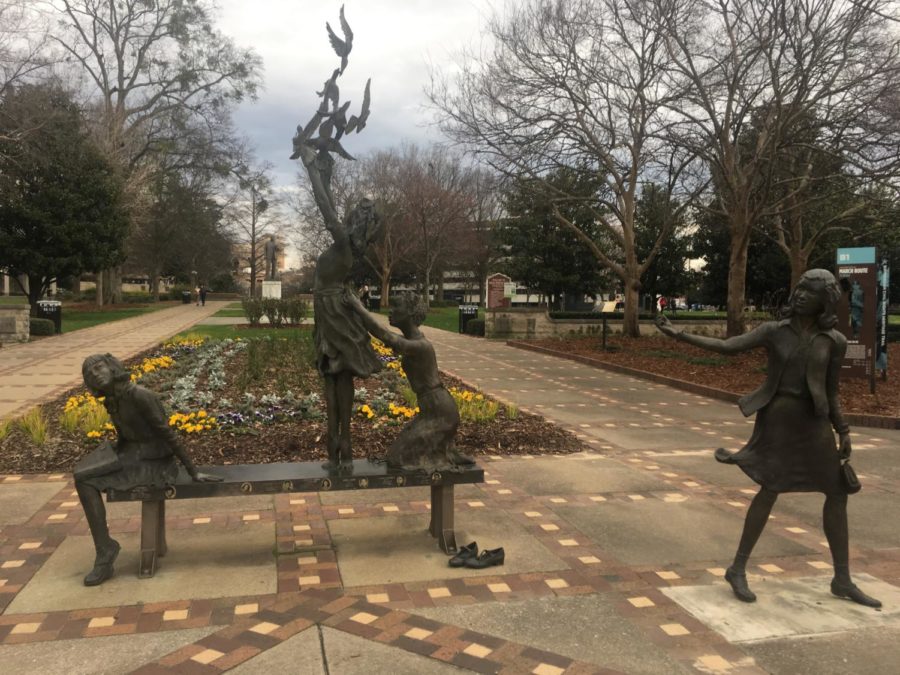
left=106, top=459, right=484, bottom=578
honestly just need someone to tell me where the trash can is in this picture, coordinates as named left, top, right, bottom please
left=369, top=296, right=381, bottom=311
left=35, top=300, right=62, bottom=334
left=181, top=291, right=191, bottom=304
left=458, top=304, right=478, bottom=333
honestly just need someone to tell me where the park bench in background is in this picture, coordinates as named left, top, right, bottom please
left=106, top=459, right=484, bottom=578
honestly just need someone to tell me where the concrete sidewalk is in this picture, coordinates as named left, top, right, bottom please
left=1, top=316, right=899, bottom=674
left=0, top=301, right=227, bottom=420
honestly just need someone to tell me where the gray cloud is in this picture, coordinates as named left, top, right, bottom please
left=219, top=0, right=496, bottom=190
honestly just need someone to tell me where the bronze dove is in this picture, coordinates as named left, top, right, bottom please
left=327, top=5, right=353, bottom=74
left=316, top=69, right=341, bottom=113
left=345, top=79, right=371, bottom=134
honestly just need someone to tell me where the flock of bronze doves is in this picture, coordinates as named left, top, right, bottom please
left=290, top=5, right=371, bottom=162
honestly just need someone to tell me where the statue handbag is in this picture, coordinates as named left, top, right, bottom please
left=73, top=440, right=122, bottom=480
left=840, top=459, right=861, bottom=494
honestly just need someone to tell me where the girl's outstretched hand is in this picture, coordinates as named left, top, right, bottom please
left=655, top=315, right=680, bottom=339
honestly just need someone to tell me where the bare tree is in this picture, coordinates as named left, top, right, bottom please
left=430, top=0, right=702, bottom=335
left=46, top=0, right=261, bottom=303
left=451, top=167, right=504, bottom=305
left=662, top=0, right=900, bottom=335
left=222, top=164, right=279, bottom=297
left=396, top=145, right=475, bottom=308
left=0, top=1, right=49, bottom=154
left=361, top=149, right=418, bottom=303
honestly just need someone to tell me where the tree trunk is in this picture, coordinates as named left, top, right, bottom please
left=150, top=272, right=160, bottom=301
left=109, top=266, right=123, bottom=304
left=789, top=245, right=808, bottom=289
left=96, top=272, right=104, bottom=308
left=249, top=243, right=257, bottom=298
left=622, top=281, right=641, bottom=337
left=380, top=270, right=391, bottom=309
left=26, top=274, right=42, bottom=312
left=423, top=267, right=431, bottom=308
left=726, top=235, right=750, bottom=336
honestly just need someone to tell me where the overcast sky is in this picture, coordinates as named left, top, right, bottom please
left=217, top=0, right=497, bottom=193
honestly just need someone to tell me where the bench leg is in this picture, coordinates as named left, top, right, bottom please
left=157, top=500, right=167, bottom=557
left=430, top=484, right=457, bottom=554
left=139, top=500, right=163, bottom=578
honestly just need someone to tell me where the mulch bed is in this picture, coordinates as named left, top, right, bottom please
left=522, top=334, right=900, bottom=419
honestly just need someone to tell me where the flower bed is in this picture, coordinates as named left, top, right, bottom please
left=0, top=332, right=584, bottom=474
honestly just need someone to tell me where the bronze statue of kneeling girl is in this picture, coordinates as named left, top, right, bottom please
left=75, top=354, right=220, bottom=586
left=656, top=269, right=880, bottom=608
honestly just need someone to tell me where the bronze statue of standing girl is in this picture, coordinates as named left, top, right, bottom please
left=657, top=269, right=880, bottom=608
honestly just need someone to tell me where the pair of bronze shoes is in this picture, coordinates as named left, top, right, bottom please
left=448, top=542, right=505, bottom=569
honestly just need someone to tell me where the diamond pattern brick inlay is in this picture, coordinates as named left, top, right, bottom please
left=293, top=524, right=311, bottom=532
left=88, top=616, right=115, bottom=628
left=191, top=648, right=224, bottom=665
left=18, top=542, right=41, bottom=550
left=758, top=564, right=783, bottom=573
left=558, top=539, right=578, bottom=547
left=540, top=524, right=559, bottom=531
left=2, top=560, right=25, bottom=569
left=234, top=603, right=258, bottom=615
left=533, top=665, right=565, bottom=675
left=463, top=643, right=493, bottom=658
left=250, top=622, right=280, bottom=635
left=405, top=627, right=433, bottom=640
left=698, top=655, right=732, bottom=671
left=656, top=570, right=680, bottom=580
left=488, top=583, right=511, bottom=593
left=193, top=517, right=211, bottom=524
left=367, top=593, right=389, bottom=603
left=524, top=511, right=542, bottom=517
left=163, top=609, right=189, bottom=621
left=660, top=623, right=690, bottom=636
left=428, top=587, right=451, bottom=599
left=350, top=612, right=378, bottom=625
left=807, top=561, right=832, bottom=570
left=298, top=575, right=321, bottom=586
left=11, top=622, right=41, bottom=635
left=382, top=505, right=399, bottom=512
left=545, top=578, right=569, bottom=590
left=579, top=556, right=601, bottom=564
left=628, top=597, right=655, bottom=608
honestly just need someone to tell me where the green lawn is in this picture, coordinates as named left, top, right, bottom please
left=61, top=303, right=178, bottom=333
left=0, top=296, right=29, bottom=305
left=212, top=308, right=247, bottom=317
left=423, top=305, right=483, bottom=332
